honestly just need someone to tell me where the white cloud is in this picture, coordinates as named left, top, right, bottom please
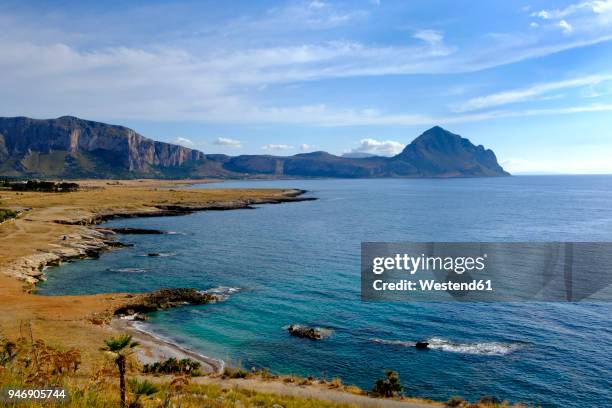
left=413, top=29, right=444, bottom=45
left=262, top=144, right=294, bottom=151
left=531, top=0, right=612, bottom=19
left=214, top=137, right=241, bottom=147
left=172, top=137, right=194, bottom=147
left=530, top=22, right=540, bottom=28
left=300, top=143, right=313, bottom=151
left=252, top=0, right=368, bottom=31
left=558, top=19, right=574, bottom=33
left=1, top=3, right=612, bottom=125
left=350, top=138, right=405, bottom=156
left=592, top=0, right=612, bottom=13
left=455, top=74, right=612, bottom=111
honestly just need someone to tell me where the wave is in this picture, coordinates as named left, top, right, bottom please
left=107, top=267, right=150, bottom=273
left=198, top=286, right=241, bottom=302
left=370, top=338, right=416, bottom=347
left=138, top=252, right=177, bottom=257
left=370, top=337, right=524, bottom=356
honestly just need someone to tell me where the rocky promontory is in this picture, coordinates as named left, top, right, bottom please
left=114, top=288, right=222, bottom=316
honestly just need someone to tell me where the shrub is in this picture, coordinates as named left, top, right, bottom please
left=0, top=209, right=17, bottom=223
left=142, top=357, right=202, bottom=376
left=447, top=395, right=466, bottom=407
left=2, top=180, right=79, bottom=192
left=223, top=367, right=248, bottom=379
left=371, top=370, right=403, bottom=398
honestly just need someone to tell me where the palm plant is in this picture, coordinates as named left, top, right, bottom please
left=101, top=334, right=139, bottom=408
left=128, top=379, right=158, bottom=408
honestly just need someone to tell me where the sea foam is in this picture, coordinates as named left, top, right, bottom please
left=371, top=336, right=524, bottom=356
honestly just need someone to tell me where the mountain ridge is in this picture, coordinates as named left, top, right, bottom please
left=0, top=116, right=509, bottom=179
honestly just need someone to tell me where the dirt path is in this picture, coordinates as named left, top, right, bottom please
left=191, top=377, right=442, bottom=408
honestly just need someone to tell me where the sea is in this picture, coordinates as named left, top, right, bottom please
left=37, top=176, right=612, bottom=407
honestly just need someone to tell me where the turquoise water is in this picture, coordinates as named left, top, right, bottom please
left=38, top=176, right=612, bottom=407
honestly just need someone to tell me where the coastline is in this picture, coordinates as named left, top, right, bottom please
left=0, top=179, right=527, bottom=407
left=0, top=181, right=314, bottom=371
left=4, top=186, right=314, bottom=286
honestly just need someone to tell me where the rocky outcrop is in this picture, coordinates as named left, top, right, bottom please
left=114, top=288, right=221, bottom=316
left=287, top=324, right=332, bottom=340
left=5, top=227, right=128, bottom=285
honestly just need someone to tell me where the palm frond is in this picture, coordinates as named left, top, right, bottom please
left=128, top=379, right=159, bottom=396
left=101, top=334, right=137, bottom=353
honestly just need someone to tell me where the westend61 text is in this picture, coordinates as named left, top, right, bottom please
left=372, top=279, right=493, bottom=292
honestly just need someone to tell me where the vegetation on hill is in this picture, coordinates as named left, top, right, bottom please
left=1, top=179, right=79, bottom=192
left=0, top=208, right=18, bottom=223
left=0, top=332, right=527, bottom=408
left=143, top=357, right=203, bottom=376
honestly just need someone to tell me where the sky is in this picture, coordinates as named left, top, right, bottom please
left=1, top=0, right=612, bottom=173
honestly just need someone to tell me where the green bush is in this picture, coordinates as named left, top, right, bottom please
left=1, top=179, right=79, bottom=192
left=371, top=370, right=403, bottom=398
left=223, top=367, right=248, bottom=379
left=142, top=357, right=202, bottom=376
left=0, top=209, right=18, bottom=223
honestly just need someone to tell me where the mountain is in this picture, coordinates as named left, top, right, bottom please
left=392, top=126, right=509, bottom=177
left=0, top=116, right=509, bottom=179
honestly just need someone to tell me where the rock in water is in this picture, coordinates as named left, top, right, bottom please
left=287, top=324, right=331, bottom=340
left=415, top=341, right=429, bottom=349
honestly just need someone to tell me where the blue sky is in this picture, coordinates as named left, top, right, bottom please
left=1, top=0, right=612, bottom=173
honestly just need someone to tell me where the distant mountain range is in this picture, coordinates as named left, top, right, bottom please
left=0, top=116, right=509, bottom=179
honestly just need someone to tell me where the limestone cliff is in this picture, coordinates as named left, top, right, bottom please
left=0, top=116, right=205, bottom=177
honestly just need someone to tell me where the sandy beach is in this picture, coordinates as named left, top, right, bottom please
left=113, top=317, right=225, bottom=373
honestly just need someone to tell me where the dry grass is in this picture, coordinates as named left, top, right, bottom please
left=0, top=337, right=357, bottom=408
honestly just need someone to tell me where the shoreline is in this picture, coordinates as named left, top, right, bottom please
left=113, top=317, right=225, bottom=374
left=5, top=187, right=314, bottom=286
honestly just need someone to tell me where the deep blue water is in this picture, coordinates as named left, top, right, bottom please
left=38, top=176, right=612, bottom=407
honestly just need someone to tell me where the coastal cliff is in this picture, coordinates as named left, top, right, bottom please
left=0, top=116, right=205, bottom=178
